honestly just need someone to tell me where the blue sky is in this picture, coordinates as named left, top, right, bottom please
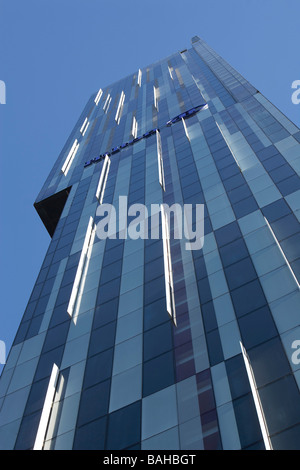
left=0, top=0, right=299, bottom=369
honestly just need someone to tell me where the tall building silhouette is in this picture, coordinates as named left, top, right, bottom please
left=1, top=36, right=300, bottom=450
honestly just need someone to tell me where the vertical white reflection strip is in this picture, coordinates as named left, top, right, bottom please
left=95, top=88, right=103, bottom=105
left=156, top=130, right=165, bottom=191
left=61, top=139, right=79, bottom=175
left=72, top=224, right=96, bottom=323
left=168, top=66, right=174, bottom=80
left=81, top=121, right=90, bottom=137
left=138, top=69, right=142, bottom=87
left=80, top=117, right=88, bottom=134
left=161, top=205, right=177, bottom=326
left=132, top=116, right=138, bottom=138
left=103, top=94, right=111, bottom=112
left=115, top=91, right=125, bottom=124
left=154, top=86, right=158, bottom=110
left=182, top=118, right=190, bottom=141
left=264, top=216, right=300, bottom=290
left=67, top=217, right=94, bottom=316
left=240, top=342, right=272, bottom=450
left=96, top=155, right=111, bottom=204
left=33, top=363, right=59, bottom=450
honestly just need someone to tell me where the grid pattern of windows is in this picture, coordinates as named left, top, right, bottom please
left=1, top=35, right=300, bottom=451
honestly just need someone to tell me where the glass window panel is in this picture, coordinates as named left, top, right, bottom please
left=238, top=305, right=278, bottom=349
left=178, top=415, right=203, bottom=450
left=217, top=402, right=241, bottom=450
left=115, top=309, right=143, bottom=344
left=219, top=320, right=241, bottom=359
left=120, top=265, right=143, bottom=294
left=142, top=426, right=179, bottom=450
left=231, top=279, right=267, bottom=317
left=144, top=276, right=166, bottom=306
left=233, top=393, right=263, bottom=449
left=226, top=354, right=251, bottom=399
left=42, top=323, right=69, bottom=354
left=107, top=401, right=141, bottom=450
left=271, top=423, right=300, bottom=451
left=142, top=385, right=177, bottom=440
left=248, top=337, right=291, bottom=388
left=0, top=420, right=21, bottom=450
left=77, top=380, right=110, bottom=427
left=118, top=286, right=143, bottom=317
left=0, top=386, right=30, bottom=427
left=277, top=175, right=300, bottom=196
left=206, top=329, right=224, bottom=366
left=60, top=334, right=90, bottom=369
left=259, top=375, right=300, bottom=437
left=219, top=238, right=249, bottom=267
left=260, top=265, right=298, bottom=303
left=211, top=362, right=232, bottom=407
left=224, top=257, right=257, bottom=290
left=143, top=351, right=175, bottom=397
left=112, top=335, right=142, bottom=376
left=201, top=301, right=218, bottom=332
left=251, top=244, right=285, bottom=276
left=73, top=416, right=107, bottom=450
left=262, top=198, right=291, bottom=223
left=271, top=213, right=300, bottom=241
left=232, top=196, right=258, bottom=219
left=88, top=322, right=116, bottom=356
left=83, top=349, right=114, bottom=388
left=14, top=411, right=41, bottom=450
left=215, top=222, right=242, bottom=248
left=143, top=297, right=169, bottom=331
left=109, top=364, right=142, bottom=413
left=208, top=270, right=229, bottom=299
left=281, top=232, right=300, bottom=262
left=24, top=377, right=49, bottom=416
left=143, top=322, right=173, bottom=361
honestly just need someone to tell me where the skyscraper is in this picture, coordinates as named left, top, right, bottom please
left=1, top=35, right=300, bottom=450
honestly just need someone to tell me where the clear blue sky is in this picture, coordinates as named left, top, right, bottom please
left=0, top=0, right=299, bottom=370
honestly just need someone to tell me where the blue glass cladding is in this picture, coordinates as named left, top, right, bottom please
left=1, top=35, right=300, bottom=452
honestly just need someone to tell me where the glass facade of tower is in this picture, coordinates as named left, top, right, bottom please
left=1, top=36, right=300, bottom=450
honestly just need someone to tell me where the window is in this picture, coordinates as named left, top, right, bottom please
left=153, top=86, right=159, bottom=110
left=131, top=115, right=138, bottom=139
left=94, top=88, right=103, bottom=105
left=115, top=91, right=125, bottom=124
left=181, top=117, right=190, bottom=141
left=215, top=121, right=242, bottom=171
left=61, top=139, right=79, bottom=175
left=67, top=217, right=95, bottom=318
left=156, top=130, right=165, bottom=191
left=161, top=205, right=176, bottom=326
left=264, top=216, right=300, bottom=289
left=137, top=69, right=142, bottom=87
left=80, top=117, right=90, bottom=136
left=240, top=341, right=273, bottom=450
left=96, top=155, right=111, bottom=204
left=33, top=363, right=59, bottom=450
left=103, top=93, right=112, bottom=113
